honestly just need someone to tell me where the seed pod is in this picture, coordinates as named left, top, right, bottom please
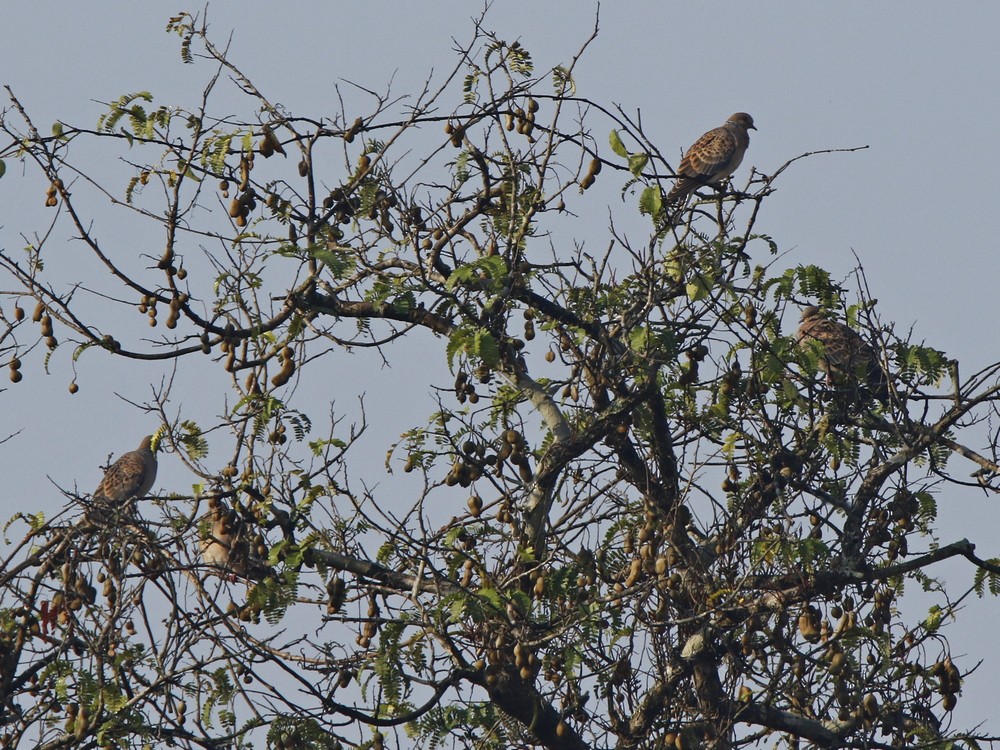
left=467, top=494, right=483, bottom=517
left=827, top=651, right=846, bottom=675
left=798, top=611, right=820, bottom=643
left=862, top=693, right=878, bottom=719
left=327, top=577, right=347, bottom=613
left=258, top=134, right=274, bottom=158
left=625, top=557, right=642, bottom=586
left=345, top=117, right=364, bottom=142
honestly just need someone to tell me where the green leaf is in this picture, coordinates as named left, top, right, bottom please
left=686, top=272, right=714, bottom=302
left=477, top=586, right=502, bottom=610
left=639, top=185, right=662, bottom=217
left=52, top=121, right=64, bottom=138
left=663, top=252, right=684, bottom=282
left=627, top=153, right=648, bottom=177
left=608, top=129, right=628, bottom=158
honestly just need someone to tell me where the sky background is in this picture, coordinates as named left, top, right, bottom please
left=3, top=0, right=1000, bottom=737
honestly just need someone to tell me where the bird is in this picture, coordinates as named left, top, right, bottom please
left=666, top=112, right=756, bottom=206
left=795, top=306, right=888, bottom=403
left=200, top=500, right=268, bottom=580
left=92, top=434, right=158, bottom=504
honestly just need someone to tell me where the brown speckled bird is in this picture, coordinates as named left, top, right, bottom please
left=93, top=435, right=158, bottom=503
left=667, top=112, right=756, bottom=205
left=795, top=306, right=888, bottom=403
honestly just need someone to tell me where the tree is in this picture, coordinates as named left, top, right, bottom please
left=2, top=10, right=1000, bottom=750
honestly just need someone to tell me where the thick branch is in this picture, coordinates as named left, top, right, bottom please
left=306, top=548, right=459, bottom=596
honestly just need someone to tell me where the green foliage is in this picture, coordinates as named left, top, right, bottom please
left=638, top=185, right=663, bottom=219
left=444, top=256, right=508, bottom=291
left=177, top=420, right=209, bottom=461
left=896, top=341, right=951, bottom=385
left=199, top=130, right=250, bottom=174
left=504, top=42, right=533, bottom=77
left=446, top=326, right=500, bottom=370
left=267, top=717, right=342, bottom=750
left=767, top=264, right=841, bottom=305
left=608, top=129, right=628, bottom=158
left=685, top=270, right=715, bottom=302
left=974, top=562, right=1000, bottom=597
left=2, top=12, right=996, bottom=750
left=750, top=530, right=830, bottom=572
left=551, top=65, right=575, bottom=95
left=96, top=92, right=175, bottom=142
left=627, top=325, right=678, bottom=361
left=246, top=574, right=298, bottom=625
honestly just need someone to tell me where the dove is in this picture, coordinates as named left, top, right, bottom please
left=667, top=112, right=755, bottom=206
left=795, top=306, right=888, bottom=403
left=93, top=435, right=158, bottom=504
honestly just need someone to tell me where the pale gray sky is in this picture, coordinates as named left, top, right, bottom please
left=4, top=1, right=1000, bottom=734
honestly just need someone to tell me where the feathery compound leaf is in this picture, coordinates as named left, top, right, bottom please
left=97, top=92, right=154, bottom=133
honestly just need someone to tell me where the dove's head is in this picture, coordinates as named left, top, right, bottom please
left=728, top=112, right=755, bottom=131
left=800, top=305, right=823, bottom=322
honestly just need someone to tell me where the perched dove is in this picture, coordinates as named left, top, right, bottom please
left=795, top=306, right=888, bottom=403
left=93, top=435, right=158, bottom=503
left=200, top=501, right=268, bottom=580
left=667, top=112, right=756, bottom=206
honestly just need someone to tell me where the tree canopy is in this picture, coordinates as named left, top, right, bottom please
left=2, top=10, right=1000, bottom=750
